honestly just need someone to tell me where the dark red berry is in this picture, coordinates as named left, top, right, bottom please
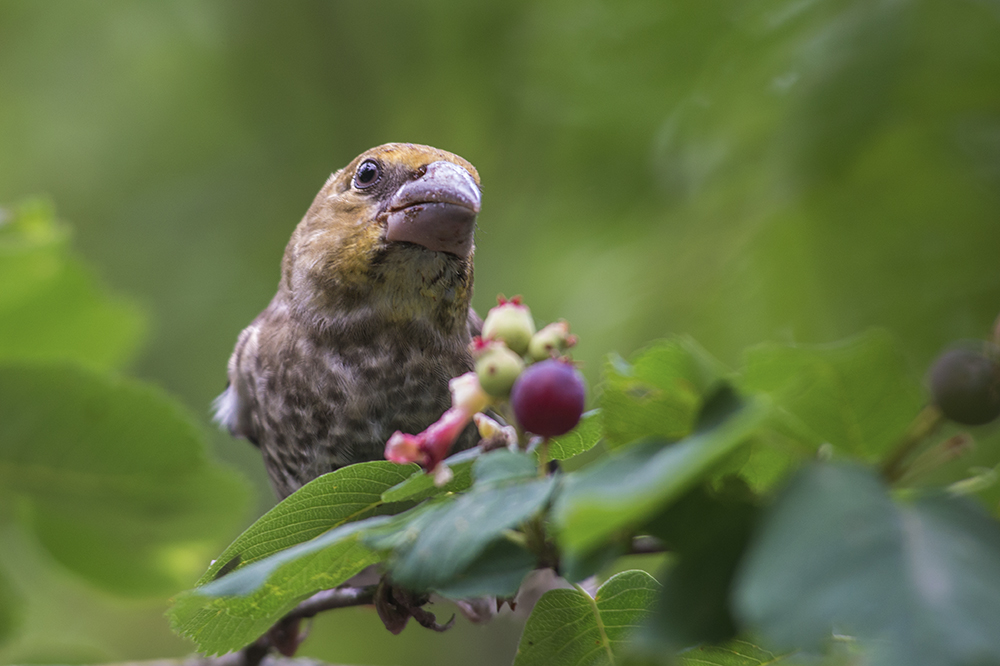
left=510, top=359, right=586, bottom=437
left=929, top=348, right=1000, bottom=426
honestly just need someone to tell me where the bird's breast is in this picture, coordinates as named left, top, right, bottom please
left=252, top=312, right=475, bottom=496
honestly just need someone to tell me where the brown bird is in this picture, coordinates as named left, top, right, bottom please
left=214, top=143, right=483, bottom=498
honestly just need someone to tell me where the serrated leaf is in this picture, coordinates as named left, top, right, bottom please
left=739, top=330, right=924, bottom=459
left=169, top=516, right=386, bottom=655
left=197, top=460, right=416, bottom=584
left=601, top=337, right=729, bottom=449
left=735, top=463, right=1000, bottom=666
left=554, top=396, right=768, bottom=554
left=380, top=448, right=477, bottom=504
left=366, top=477, right=555, bottom=592
left=514, top=570, right=660, bottom=666
left=0, top=362, right=248, bottom=596
left=0, top=200, right=144, bottom=369
left=547, top=410, right=603, bottom=461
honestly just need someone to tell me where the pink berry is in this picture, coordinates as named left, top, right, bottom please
left=510, top=359, right=586, bottom=437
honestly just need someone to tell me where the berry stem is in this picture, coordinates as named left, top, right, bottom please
left=538, top=437, right=550, bottom=478
left=880, top=404, right=945, bottom=483
left=895, top=433, right=974, bottom=486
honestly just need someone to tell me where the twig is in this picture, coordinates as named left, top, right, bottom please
left=284, top=585, right=377, bottom=621
left=629, top=535, right=668, bottom=555
left=880, top=404, right=945, bottom=483
left=240, top=586, right=378, bottom=665
left=237, top=538, right=665, bottom=665
left=108, top=656, right=330, bottom=666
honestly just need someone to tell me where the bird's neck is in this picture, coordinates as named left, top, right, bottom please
left=282, top=249, right=475, bottom=344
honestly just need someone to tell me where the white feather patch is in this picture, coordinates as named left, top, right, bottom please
left=212, top=384, right=241, bottom=434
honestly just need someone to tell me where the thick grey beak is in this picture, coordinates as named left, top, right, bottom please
left=385, top=160, right=481, bottom=257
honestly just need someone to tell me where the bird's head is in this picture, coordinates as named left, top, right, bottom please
left=280, top=143, right=481, bottom=334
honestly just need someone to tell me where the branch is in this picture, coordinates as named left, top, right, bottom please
left=881, top=404, right=945, bottom=483
left=111, top=656, right=331, bottom=666
left=284, top=585, right=377, bottom=621
left=231, top=539, right=663, bottom=664
left=240, top=586, right=378, bottom=666
left=629, top=535, right=668, bottom=555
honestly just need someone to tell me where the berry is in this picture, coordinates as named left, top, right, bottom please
left=475, top=344, right=525, bottom=398
left=449, top=372, right=490, bottom=414
left=929, top=348, right=1000, bottom=426
left=482, top=296, right=536, bottom=356
left=511, top=359, right=586, bottom=437
left=528, top=321, right=577, bottom=362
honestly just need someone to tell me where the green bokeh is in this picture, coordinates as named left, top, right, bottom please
left=1, top=0, right=998, bottom=662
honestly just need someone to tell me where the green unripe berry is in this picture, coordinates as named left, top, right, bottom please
left=475, top=344, right=526, bottom=398
left=482, top=298, right=535, bottom=356
left=528, top=321, right=577, bottom=362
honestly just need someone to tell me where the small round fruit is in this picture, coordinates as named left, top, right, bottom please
left=528, top=321, right=576, bottom=362
left=929, top=348, right=1000, bottom=426
left=482, top=299, right=536, bottom=356
left=475, top=345, right=525, bottom=398
left=511, top=359, right=586, bottom=437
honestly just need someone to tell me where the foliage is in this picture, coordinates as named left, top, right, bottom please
left=2, top=1, right=999, bottom=663
left=0, top=199, right=144, bottom=368
left=168, top=324, right=1000, bottom=665
left=512, top=571, right=659, bottom=666
left=0, top=203, right=249, bottom=649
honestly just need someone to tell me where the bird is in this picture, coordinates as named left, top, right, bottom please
left=214, top=143, right=484, bottom=498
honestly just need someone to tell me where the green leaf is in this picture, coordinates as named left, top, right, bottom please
left=379, top=448, right=477, bottom=504
left=739, top=330, right=924, bottom=459
left=433, top=538, right=537, bottom=600
left=0, top=200, right=144, bottom=369
left=366, top=477, right=555, bottom=592
left=644, top=481, right=758, bottom=648
left=197, top=461, right=417, bottom=585
left=601, top=337, right=728, bottom=449
left=554, top=395, right=768, bottom=554
left=474, top=449, right=539, bottom=486
left=547, top=409, right=603, bottom=461
left=176, top=470, right=547, bottom=651
left=169, top=517, right=385, bottom=655
left=513, top=570, right=660, bottom=666
left=678, top=638, right=797, bottom=666
left=0, top=361, right=248, bottom=596
left=735, top=463, right=1000, bottom=666
left=709, top=431, right=800, bottom=495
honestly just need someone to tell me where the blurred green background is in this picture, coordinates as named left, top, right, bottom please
left=0, top=0, right=998, bottom=663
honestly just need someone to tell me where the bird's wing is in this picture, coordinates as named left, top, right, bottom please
left=213, top=323, right=261, bottom=447
left=467, top=307, right=483, bottom=338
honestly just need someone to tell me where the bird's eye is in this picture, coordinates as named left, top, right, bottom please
left=353, top=160, right=381, bottom=189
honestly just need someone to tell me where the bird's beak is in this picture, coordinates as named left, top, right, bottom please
left=385, top=160, right=481, bottom=257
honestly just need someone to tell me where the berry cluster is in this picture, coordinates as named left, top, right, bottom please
left=385, top=295, right=585, bottom=479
